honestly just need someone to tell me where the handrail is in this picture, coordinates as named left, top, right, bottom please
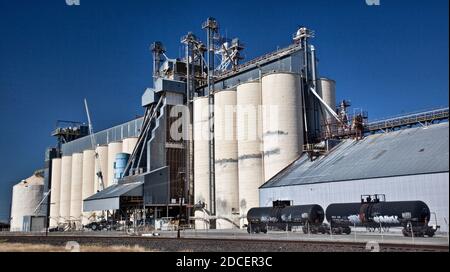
left=215, top=44, right=302, bottom=80
left=367, top=107, right=449, bottom=130
left=368, top=107, right=449, bottom=124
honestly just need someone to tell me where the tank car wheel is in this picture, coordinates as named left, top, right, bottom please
left=334, top=227, right=343, bottom=235
left=255, top=227, right=260, bottom=234
left=262, top=228, right=267, bottom=234
left=402, top=228, right=412, bottom=237
left=343, top=227, right=351, bottom=235
left=302, top=227, right=308, bottom=234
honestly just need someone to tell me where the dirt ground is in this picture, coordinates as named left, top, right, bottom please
left=0, top=241, right=149, bottom=252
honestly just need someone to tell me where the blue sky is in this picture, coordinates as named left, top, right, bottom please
left=0, top=0, right=448, bottom=222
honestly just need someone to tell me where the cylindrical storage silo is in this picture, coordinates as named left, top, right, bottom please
left=114, top=153, right=130, bottom=181
left=122, top=137, right=138, bottom=155
left=107, top=142, right=122, bottom=187
left=95, top=145, right=108, bottom=193
left=261, top=72, right=304, bottom=181
left=193, top=97, right=211, bottom=229
left=49, top=158, right=62, bottom=227
left=82, top=149, right=95, bottom=225
left=318, top=78, right=336, bottom=134
left=236, top=81, right=263, bottom=228
left=214, top=89, right=239, bottom=229
left=69, top=153, right=83, bottom=227
left=59, top=156, right=72, bottom=224
left=10, top=174, right=45, bottom=232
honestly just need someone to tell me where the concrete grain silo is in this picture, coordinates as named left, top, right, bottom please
left=81, top=149, right=95, bottom=225
left=193, top=97, right=211, bottom=229
left=95, top=145, right=108, bottom=192
left=318, top=78, right=336, bottom=129
left=214, top=89, right=239, bottom=229
left=69, top=153, right=83, bottom=226
left=49, top=158, right=62, bottom=227
left=236, top=81, right=263, bottom=227
left=122, top=137, right=139, bottom=155
left=261, top=72, right=304, bottom=181
left=10, top=173, right=45, bottom=231
left=59, top=156, right=72, bottom=224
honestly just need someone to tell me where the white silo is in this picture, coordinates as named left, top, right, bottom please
left=59, top=156, right=72, bottom=224
left=10, top=173, right=45, bottom=231
left=49, top=158, right=62, bottom=227
left=214, top=89, right=239, bottom=229
left=193, top=96, right=210, bottom=229
left=122, top=137, right=138, bottom=155
left=82, top=149, right=95, bottom=225
left=261, top=72, right=304, bottom=181
left=318, top=78, right=337, bottom=134
left=107, top=142, right=123, bottom=187
left=236, top=81, right=263, bottom=227
left=95, top=145, right=108, bottom=192
left=70, top=153, right=83, bottom=227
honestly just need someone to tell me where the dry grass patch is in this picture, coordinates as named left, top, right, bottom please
left=0, top=242, right=151, bottom=252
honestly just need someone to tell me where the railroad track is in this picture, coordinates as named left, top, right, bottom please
left=0, top=235, right=447, bottom=252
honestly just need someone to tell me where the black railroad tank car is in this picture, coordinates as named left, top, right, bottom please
left=280, top=205, right=325, bottom=233
left=247, top=206, right=283, bottom=233
left=326, top=200, right=437, bottom=237
left=247, top=204, right=325, bottom=234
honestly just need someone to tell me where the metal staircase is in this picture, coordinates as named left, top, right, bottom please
left=123, top=94, right=167, bottom=177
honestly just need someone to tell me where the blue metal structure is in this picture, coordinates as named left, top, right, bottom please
left=114, top=153, right=131, bottom=182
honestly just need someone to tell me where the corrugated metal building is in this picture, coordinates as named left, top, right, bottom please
left=62, top=118, right=143, bottom=156
left=260, top=123, right=449, bottom=232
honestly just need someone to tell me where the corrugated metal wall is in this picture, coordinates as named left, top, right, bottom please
left=62, top=118, right=143, bottom=156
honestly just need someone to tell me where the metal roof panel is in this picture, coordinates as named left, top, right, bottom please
left=262, top=123, right=449, bottom=188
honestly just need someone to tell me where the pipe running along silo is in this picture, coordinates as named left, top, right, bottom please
left=70, top=153, right=83, bottom=227
left=10, top=173, right=45, bottom=231
left=122, top=137, right=138, bottom=155
left=261, top=72, right=304, bottom=181
left=95, top=145, right=108, bottom=192
left=214, top=89, right=239, bottom=229
left=59, top=156, right=72, bottom=224
left=107, top=142, right=122, bottom=187
left=49, top=158, right=62, bottom=227
left=236, top=81, right=263, bottom=228
left=193, top=97, right=210, bottom=229
left=82, top=149, right=95, bottom=225
left=318, top=78, right=336, bottom=136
